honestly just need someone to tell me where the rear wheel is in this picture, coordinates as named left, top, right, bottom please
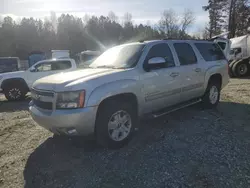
left=4, top=84, right=27, bottom=101
left=202, top=81, right=221, bottom=108
left=95, top=101, right=137, bottom=149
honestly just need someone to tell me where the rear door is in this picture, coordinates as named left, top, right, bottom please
left=171, top=42, right=204, bottom=102
left=194, top=42, right=228, bottom=81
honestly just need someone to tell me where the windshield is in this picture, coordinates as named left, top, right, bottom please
left=89, top=44, right=145, bottom=69
left=230, top=49, right=235, bottom=55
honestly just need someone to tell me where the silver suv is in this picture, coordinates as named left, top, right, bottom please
left=29, top=39, right=230, bottom=148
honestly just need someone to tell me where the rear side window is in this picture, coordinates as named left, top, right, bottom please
left=173, top=43, right=197, bottom=65
left=195, top=43, right=226, bottom=61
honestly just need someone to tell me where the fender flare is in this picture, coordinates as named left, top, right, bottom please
left=203, top=66, right=222, bottom=91
left=87, top=79, right=142, bottom=109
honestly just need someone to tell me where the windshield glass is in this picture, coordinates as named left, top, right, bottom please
left=230, top=49, right=235, bottom=55
left=89, top=44, right=145, bottom=69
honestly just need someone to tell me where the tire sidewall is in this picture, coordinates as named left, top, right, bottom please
left=233, top=61, right=249, bottom=77
left=4, top=85, right=26, bottom=101
left=203, top=82, right=221, bottom=108
left=96, top=101, right=137, bottom=149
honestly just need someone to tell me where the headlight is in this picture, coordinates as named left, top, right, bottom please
left=56, top=91, right=85, bottom=109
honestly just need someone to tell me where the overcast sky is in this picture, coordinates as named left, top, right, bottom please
left=1, top=0, right=209, bottom=33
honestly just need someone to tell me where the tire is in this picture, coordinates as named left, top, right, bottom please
left=229, top=60, right=237, bottom=77
left=4, top=84, right=27, bottom=101
left=232, top=60, right=250, bottom=77
left=202, top=81, right=221, bottom=109
left=95, top=100, right=137, bottom=149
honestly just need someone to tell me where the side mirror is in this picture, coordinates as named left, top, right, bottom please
left=148, top=57, right=166, bottom=65
left=144, top=57, right=166, bottom=72
left=30, top=67, right=36, bottom=72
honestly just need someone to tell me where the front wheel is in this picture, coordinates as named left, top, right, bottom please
left=95, top=101, right=137, bottom=149
left=202, top=82, right=221, bottom=108
left=4, top=85, right=27, bottom=101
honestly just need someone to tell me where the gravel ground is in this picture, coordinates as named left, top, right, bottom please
left=1, top=78, right=250, bottom=188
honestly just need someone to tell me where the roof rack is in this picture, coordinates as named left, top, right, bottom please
left=162, top=38, right=209, bottom=41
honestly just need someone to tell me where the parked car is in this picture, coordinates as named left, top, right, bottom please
left=29, top=39, right=230, bottom=148
left=0, top=58, right=77, bottom=101
left=0, top=57, right=20, bottom=74
left=28, top=50, right=70, bottom=67
left=228, top=35, right=250, bottom=77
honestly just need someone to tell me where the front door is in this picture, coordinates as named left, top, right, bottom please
left=140, top=43, right=182, bottom=114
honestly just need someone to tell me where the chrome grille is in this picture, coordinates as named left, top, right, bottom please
left=31, top=88, right=55, bottom=110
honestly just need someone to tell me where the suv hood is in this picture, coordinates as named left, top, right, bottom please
left=33, top=68, right=121, bottom=91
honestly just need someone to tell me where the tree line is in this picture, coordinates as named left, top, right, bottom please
left=1, top=0, right=249, bottom=60
left=0, top=10, right=194, bottom=59
left=203, top=0, right=250, bottom=38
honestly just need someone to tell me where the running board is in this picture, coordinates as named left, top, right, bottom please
left=152, top=99, right=202, bottom=118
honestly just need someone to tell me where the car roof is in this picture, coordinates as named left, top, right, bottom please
left=133, top=39, right=215, bottom=46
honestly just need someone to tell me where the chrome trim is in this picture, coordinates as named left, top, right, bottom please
left=153, top=99, right=202, bottom=118
left=182, top=83, right=203, bottom=92
left=31, top=88, right=56, bottom=111
left=145, top=88, right=182, bottom=102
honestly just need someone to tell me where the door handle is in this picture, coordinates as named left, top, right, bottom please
left=170, top=72, right=179, bottom=77
left=194, top=68, right=201, bottom=72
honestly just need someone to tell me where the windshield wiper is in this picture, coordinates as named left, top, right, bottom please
left=94, top=65, right=118, bottom=69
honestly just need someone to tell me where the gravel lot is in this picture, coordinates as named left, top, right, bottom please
left=1, top=78, right=250, bottom=188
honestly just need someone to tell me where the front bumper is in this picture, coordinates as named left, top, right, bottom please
left=29, top=104, right=98, bottom=136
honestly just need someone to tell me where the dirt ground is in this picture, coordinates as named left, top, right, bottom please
left=1, top=78, right=250, bottom=188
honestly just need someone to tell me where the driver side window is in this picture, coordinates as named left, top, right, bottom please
left=145, top=43, right=175, bottom=69
left=35, top=62, right=52, bottom=72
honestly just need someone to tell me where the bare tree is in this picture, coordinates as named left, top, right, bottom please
left=159, top=9, right=179, bottom=38
left=159, top=9, right=194, bottom=39
left=50, top=11, right=57, bottom=33
left=108, top=11, right=118, bottom=22
left=180, top=9, right=195, bottom=38
left=123, top=12, right=133, bottom=26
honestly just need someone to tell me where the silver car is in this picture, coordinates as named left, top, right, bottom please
left=29, top=39, right=230, bottom=148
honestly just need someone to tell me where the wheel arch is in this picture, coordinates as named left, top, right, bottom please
left=94, top=92, right=138, bottom=136
left=96, top=93, right=138, bottom=117
left=1, top=78, right=29, bottom=92
left=204, top=73, right=222, bottom=92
